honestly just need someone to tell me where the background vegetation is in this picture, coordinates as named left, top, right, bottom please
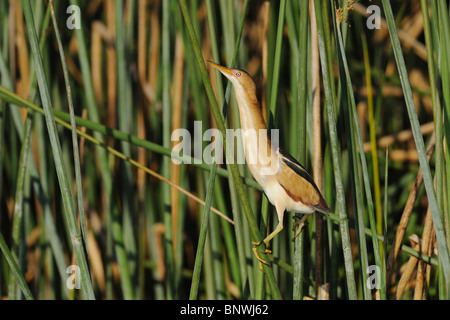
left=0, top=0, right=449, bottom=300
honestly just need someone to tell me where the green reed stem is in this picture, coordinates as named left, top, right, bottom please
left=49, top=0, right=89, bottom=273
left=8, top=112, right=33, bottom=300
left=0, top=233, right=34, bottom=300
left=292, top=0, right=309, bottom=300
left=22, top=0, right=95, bottom=300
left=314, top=0, right=357, bottom=299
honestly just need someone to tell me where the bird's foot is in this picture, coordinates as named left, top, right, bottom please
left=291, top=215, right=309, bottom=242
left=251, top=242, right=271, bottom=270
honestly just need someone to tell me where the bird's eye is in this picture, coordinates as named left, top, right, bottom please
left=235, top=72, right=241, bottom=77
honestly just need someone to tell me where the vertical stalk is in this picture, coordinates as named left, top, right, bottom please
left=293, top=0, right=309, bottom=300
left=8, top=112, right=33, bottom=299
left=314, top=0, right=357, bottom=299
left=361, top=32, right=383, bottom=263
left=333, top=5, right=386, bottom=299
left=22, top=0, right=95, bottom=300
left=161, top=0, right=175, bottom=299
left=49, top=0, right=89, bottom=275
left=267, top=0, right=286, bottom=130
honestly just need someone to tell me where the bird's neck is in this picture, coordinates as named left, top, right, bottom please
left=233, top=84, right=274, bottom=172
left=233, top=85, right=267, bottom=133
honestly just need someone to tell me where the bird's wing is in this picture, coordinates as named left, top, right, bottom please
left=276, top=148, right=330, bottom=215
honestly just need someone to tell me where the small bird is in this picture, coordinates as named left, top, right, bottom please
left=208, top=61, right=330, bottom=267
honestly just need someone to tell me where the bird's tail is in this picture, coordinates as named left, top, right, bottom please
left=313, top=196, right=330, bottom=216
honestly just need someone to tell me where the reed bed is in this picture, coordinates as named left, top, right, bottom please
left=0, top=0, right=449, bottom=300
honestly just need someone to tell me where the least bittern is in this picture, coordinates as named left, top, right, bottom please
left=208, top=61, right=329, bottom=267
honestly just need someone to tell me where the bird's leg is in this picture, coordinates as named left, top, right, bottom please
left=251, top=222, right=284, bottom=270
left=291, top=214, right=309, bottom=242
left=251, top=205, right=285, bottom=270
left=262, top=222, right=284, bottom=247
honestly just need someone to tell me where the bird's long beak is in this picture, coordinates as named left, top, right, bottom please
left=207, top=60, right=233, bottom=78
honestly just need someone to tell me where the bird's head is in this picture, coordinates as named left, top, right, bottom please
left=207, top=61, right=257, bottom=99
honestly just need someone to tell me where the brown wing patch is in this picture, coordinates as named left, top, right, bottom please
left=276, top=161, right=321, bottom=207
left=279, top=184, right=302, bottom=203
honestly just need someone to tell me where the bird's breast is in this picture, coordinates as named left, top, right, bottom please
left=241, top=128, right=278, bottom=172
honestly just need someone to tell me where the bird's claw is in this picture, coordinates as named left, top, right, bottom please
left=252, top=242, right=271, bottom=270
left=291, top=215, right=309, bottom=242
